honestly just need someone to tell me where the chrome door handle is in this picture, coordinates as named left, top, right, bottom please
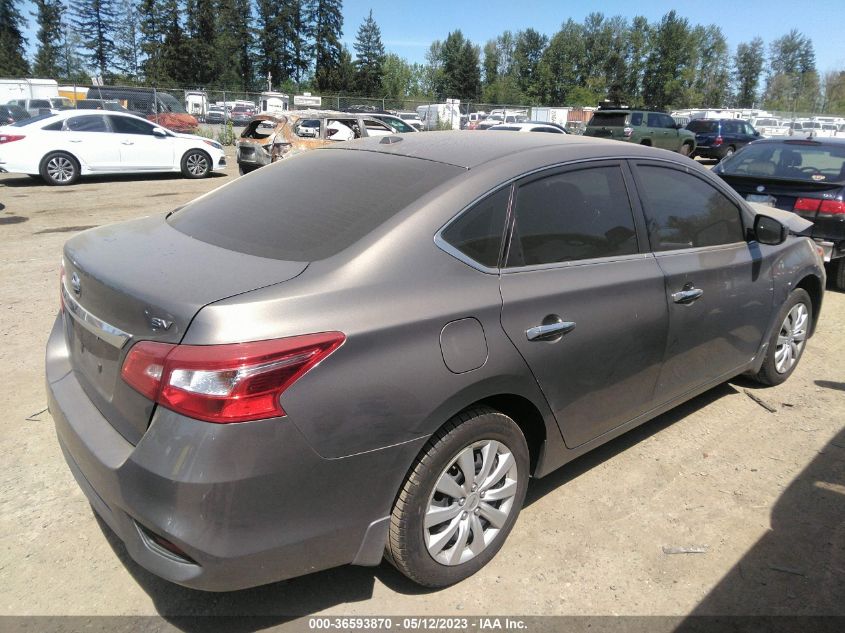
left=526, top=320, right=576, bottom=342
left=121, top=140, right=134, bottom=145
left=672, top=288, right=704, bottom=304
left=68, top=139, right=82, bottom=143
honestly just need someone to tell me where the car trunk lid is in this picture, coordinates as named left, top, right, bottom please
left=62, top=214, right=308, bottom=444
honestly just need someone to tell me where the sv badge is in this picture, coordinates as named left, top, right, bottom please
left=144, top=309, right=173, bottom=331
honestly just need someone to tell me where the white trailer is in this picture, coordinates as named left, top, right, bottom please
left=531, top=107, right=571, bottom=126
left=262, top=91, right=290, bottom=114
left=0, top=78, right=59, bottom=104
left=417, top=99, right=462, bottom=130
left=184, top=90, right=208, bottom=119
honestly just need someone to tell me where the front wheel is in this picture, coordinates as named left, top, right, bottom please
left=750, top=288, right=812, bottom=386
left=387, top=407, right=529, bottom=587
left=181, top=149, right=211, bottom=179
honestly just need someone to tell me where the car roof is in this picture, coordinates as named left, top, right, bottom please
left=325, top=130, right=665, bottom=169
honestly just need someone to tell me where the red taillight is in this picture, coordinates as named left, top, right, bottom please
left=623, top=127, right=633, bottom=138
left=0, top=134, right=25, bottom=144
left=713, top=135, right=723, bottom=147
left=121, top=333, right=345, bottom=423
left=819, top=200, right=845, bottom=214
left=794, top=198, right=821, bottom=212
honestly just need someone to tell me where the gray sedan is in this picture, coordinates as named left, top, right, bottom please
left=47, top=132, right=825, bottom=590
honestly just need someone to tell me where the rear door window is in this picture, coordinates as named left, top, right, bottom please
left=65, top=115, right=108, bottom=132
left=590, top=112, right=628, bottom=127
left=108, top=115, right=156, bottom=135
left=507, top=165, right=639, bottom=267
left=634, top=164, right=744, bottom=251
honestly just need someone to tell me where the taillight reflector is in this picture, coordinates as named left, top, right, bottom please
left=121, top=333, right=345, bottom=423
left=819, top=200, right=845, bottom=214
left=0, top=134, right=25, bottom=144
left=793, top=198, right=821, bottom=212
left=714, top=135, right=723, bottom=146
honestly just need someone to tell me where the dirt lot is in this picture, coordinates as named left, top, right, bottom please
left=0, top=150, right=843, bottom=627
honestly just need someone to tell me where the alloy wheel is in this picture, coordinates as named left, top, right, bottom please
left=424, top=439, right=518, bottom=566
left=186, top=153, right=209, bottom=176
left=47, top=156, right=75, bottom=183
left=775, top=303, right=808, bottom=374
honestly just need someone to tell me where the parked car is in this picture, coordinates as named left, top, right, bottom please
left=74, top=99, right=130, bottom=113
left=369, top=113, right=418, bottom=134
left=714, top=137, right=845, bottom=289
left=236, top=110, right=397, bottom=174
left=476, top=113, right=529, bottom=130
left=686, top=118, right=760, bottom=161
left=84, top=86, right=199, bottom=133
left=488, top=122, right=566, bottom=133
left=205, top=106, right=226, bottom=124
left=47, top=132, right=824, bottom=592
left=585, top=106, right=696, bottom=155
left=230, top=105, right=256, bottom=126
left=395, top=111, right=424, bottom=130
left=0, top=103, right=31, bottom=125
left=564, top=121, right=586, bottom=135
left=0, top=110, right=226, bottom=185
left=6, top=97, right=55, bottom=116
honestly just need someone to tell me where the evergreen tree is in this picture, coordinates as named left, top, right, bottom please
left=159, top=1, right=191, bottom=84
left=642, top=11, right=694, bottom=108
left=113, top=0, right=141, bottom=79
left=308, top=0, right=343, bottom=92
left=256, top=0, right=285, bottom=88
left=733, top=37, right=764, bottom=108
left=185, top=0, right=216, bottom=85
left=624, top=16, right=650, bottom=104
left=59, top=10, right=89, bottom=82
left=0, top=0, right=30, bottom=75
left=216, top=0, right=253, bottom=90
left=439, top=30, right=480, bottom=100
left=280, top=0, right=309, bottom=85
left=73, top=0, right=117, bottom=78
left=32, top=0, right=64, bottom=78
left=353, top=9, right=385, bottom=96
left=138, top=0, right=166, bottom=83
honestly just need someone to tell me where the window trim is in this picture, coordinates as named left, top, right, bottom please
left=503, top=160, right=646, bottom=271
left=628, top=159, right=749, bottom=254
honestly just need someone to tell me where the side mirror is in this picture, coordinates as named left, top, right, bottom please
left=753, top=214, right=787, bottom=245
left=152, top=127, right=167, bottom=137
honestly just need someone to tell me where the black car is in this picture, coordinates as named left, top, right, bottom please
left=687, top=119, right=760, bottom=161
left=715, top=137, right=845, bottom=289
left=205, top=107, right=226, bottom=124
left=0, top=103, right=31, bottom=125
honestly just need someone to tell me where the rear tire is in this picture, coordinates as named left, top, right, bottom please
left=750, top=289, right=812, bottom=386
left=679, top=142, right=693, bottom=156
left=387, top=407, right=529, bottom=587
left=39, top=152, right=80, bottom=186
left=180, top=149, right=211, bottom=179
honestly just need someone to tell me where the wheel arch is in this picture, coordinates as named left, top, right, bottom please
left=639, top=138, right=652, bottom=147
left=40, top=149, right=82, bottom=170
left=796, top=273, right=823, bottom=336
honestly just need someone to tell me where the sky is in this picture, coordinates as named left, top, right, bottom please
left=18, top=0, right=845, bottom=76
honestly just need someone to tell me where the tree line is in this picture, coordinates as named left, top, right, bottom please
left=1, top=1, right=844, bottom=113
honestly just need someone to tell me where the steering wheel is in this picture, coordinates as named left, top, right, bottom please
left=798, top=166, right=822, bottom=176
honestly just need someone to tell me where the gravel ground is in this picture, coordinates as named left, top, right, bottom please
left=0, top=150, right=842, bottom=627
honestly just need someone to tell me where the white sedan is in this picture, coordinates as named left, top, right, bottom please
left=0, top=110, right=226, bottom=185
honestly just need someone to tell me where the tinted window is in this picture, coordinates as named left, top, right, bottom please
left=31, top=100, right=51, bottom=109
left=630, top=112, right=643, bottom=126
left=42, top=120, right=63, bottom=131
left=66, top=115, right=108, bottom=132
left=377, top=116, right=414, bottom=133
left=531, top=126, right=563, bottom=133
left=11, top=113, right=54, bottom=127
left=687, top=120, right=718, bottom=133
left=590, top=112, right=628, bottom=127
left=723, top=121, right=740, bottom=134
left=647, top=113, right=662, bottom=127
left=636, top=165, right=743, bottom=251
left=659, top=114, right=677, bottom=128
left=507, top=166, right=638, bottom=267
left=441, top=187, right=510, bottom=268
left=169, top=150, right=462, bottom=261
left=109, top=115, right=155, bottom=135
left=718, top=142, right=845, bottom=182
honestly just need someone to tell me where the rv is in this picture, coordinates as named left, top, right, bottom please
left=184, top=90, right=208, bottom=120
left=260, top=91, right=290, bottom=115
left=0, top=78, right=59, bottom=104
left=417, top=100, right=462, bottom=130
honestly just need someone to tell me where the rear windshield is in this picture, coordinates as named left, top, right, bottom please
left=11, top=113, right=55, bottom=127
left=719, top=142, right=845, bottom=182
left=168, top=149, right=463, bottom=260
left=687, top=120, right=719, bottom=133
left=589, top=112, right=628, bottom=127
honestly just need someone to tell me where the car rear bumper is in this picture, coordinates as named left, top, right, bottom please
left=46, top=315, right=412, bottom=591
left=236, top=143, right=272, bottom=168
